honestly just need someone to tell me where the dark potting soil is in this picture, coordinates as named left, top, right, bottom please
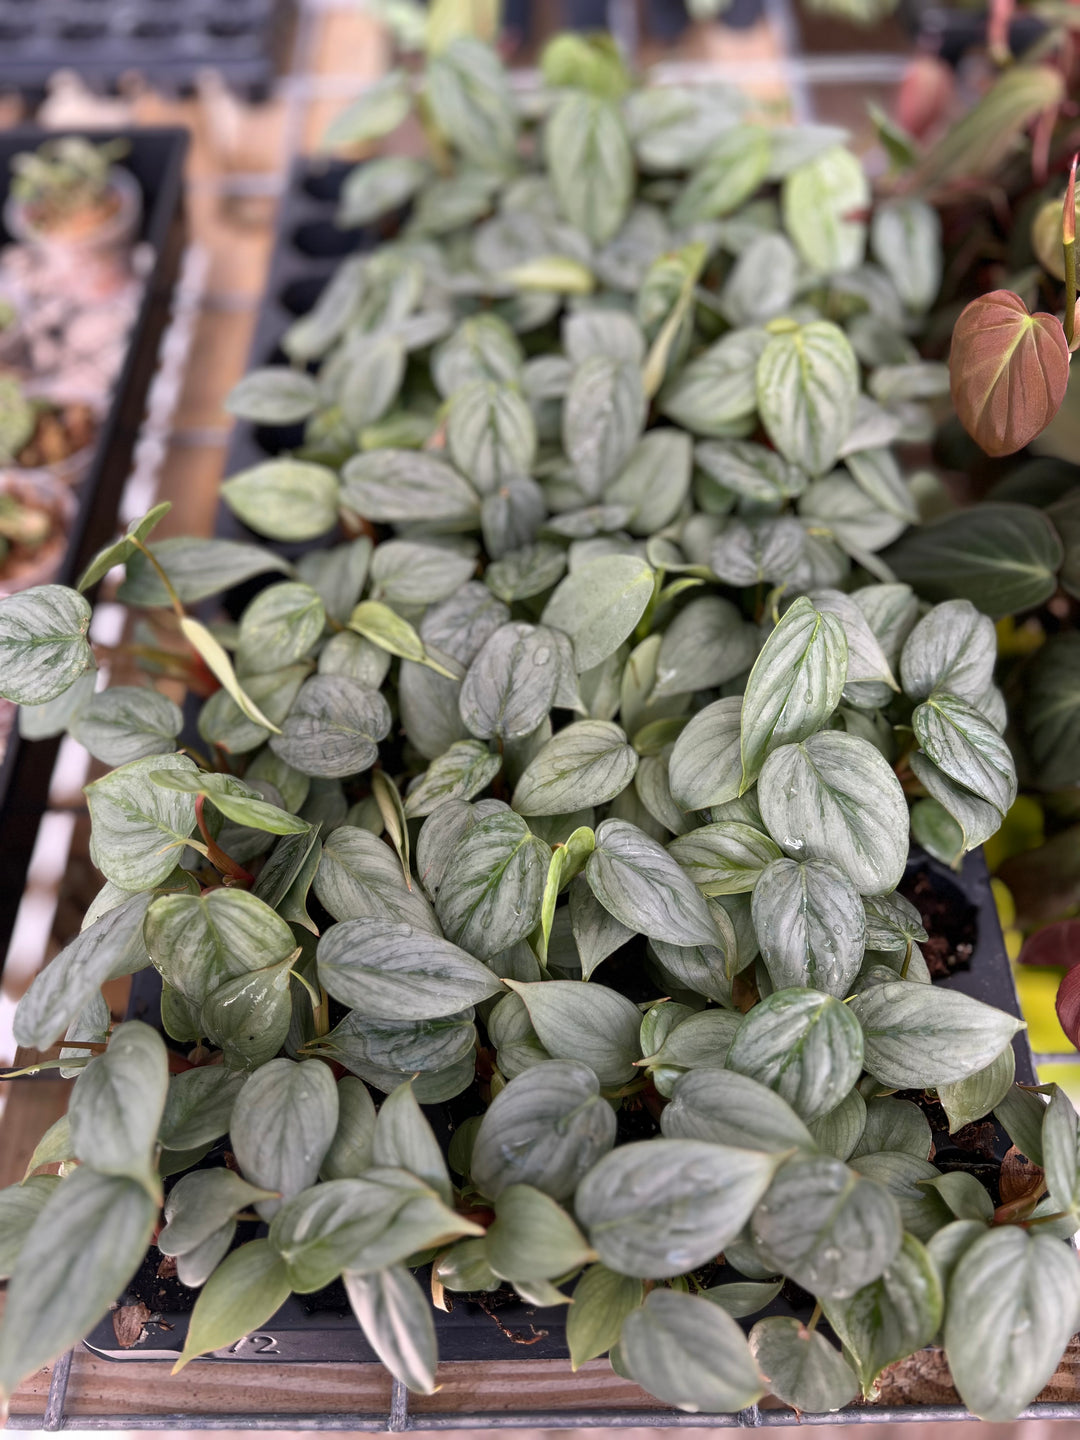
left=899, top=864, right=977, bottom=978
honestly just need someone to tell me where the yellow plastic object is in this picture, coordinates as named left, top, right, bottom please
left=995, top=615, right=1045, bottom=657
left=983, top=795, right=1046, bottom=873
left=992, top=878, right=1016, bottom=930
left=1036, top=1063, right=1080, bottom=1106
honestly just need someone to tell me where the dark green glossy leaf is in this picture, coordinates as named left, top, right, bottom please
left=749, top=1315, right=858, bottom=1413
left=885, top=503, right=1063, bottom=617
left=504, top=979, right=640, bottom=1086
left=0, top=1169, right=158, bottom=1395
left=752, top=1154, right=903, bottom=1300
left=739, top=597, right=847, bottom=792
left=472, top=1059, right=617, bottom=1201
left=618, top=1289, right=764, bottom=1413
left=751, top=858, right=865, bottom=995
left=944, top=1228, right=1080, bottom=1422
left=587, top=817, right=720, bottom=947
left=317, top=916, right=504, bottom=1019
left=758, top=732, right=908, bottom=896
left=850, top=980, right=1023, bottom=1089
left=727, top=988, right=864, bottom=1124
left=0, top=584, right=94, bottom=706
left=824, top=1233, right=943, bottom=1394
left=576, top=1139, right=780, bottom=1279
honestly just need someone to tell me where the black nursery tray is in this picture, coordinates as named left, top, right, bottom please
left=896, top=0, right=1047, bottom=64
left=0, top=0, right=293, bottom=100
left=213, top=159, right=397, bottom=625
left=83, top=846, right=1035, bottom=1369
left=0, top=126, right=188, bottom=971
left=221, top=156, right=384, bottom=556
left=143, top=152, right=1042, bottom=1381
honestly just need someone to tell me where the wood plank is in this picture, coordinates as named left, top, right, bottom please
left=0, top=1079, right=69, bottom=1189
left=9, top=1352, right=392, bottom=1418
left=412, top=1358, right=665, bottom=1414
left=10, top=1339, right=1080, bottom=1423
left=174, top=307, right=258, bottom=432
left=8, top=1351, right=662, bottom=1420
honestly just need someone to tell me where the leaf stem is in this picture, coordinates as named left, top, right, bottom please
left=130, top=537, right=185, bottom=622
left=195, top=795, right=254, bottom=885
left=1064, top=153, right=1077, bottom=349
left=314, top=985, right=331, bottom=1038
left=1023, top=1208, right=1073, bottom=1228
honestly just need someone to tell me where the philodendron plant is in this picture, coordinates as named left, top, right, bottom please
left=1, top=33, right=1079, bottom=1425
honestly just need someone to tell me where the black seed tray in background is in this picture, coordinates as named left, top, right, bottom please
left=0, top=125, right=189, bottom=976
left=84, top=846, right=1036, bottom=1367
left=217, top=157, right=388, bottom=601
left=0, top=0, right=293, bottom=101
left=223, top=157, right=390, bottom=482
left=894, top=0, right=1046, bottom=64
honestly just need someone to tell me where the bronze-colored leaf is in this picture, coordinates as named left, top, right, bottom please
left=112, top=1300, right=152, bottom=1348
left=998, top=1145, right=1046, bottom=1209
left=895, top=54, right=954, bottom=140
left=950, top=290, right=1069, bottom=457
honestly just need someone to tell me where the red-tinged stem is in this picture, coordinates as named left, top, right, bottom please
left=194, top=794, right=254, bottom=884
left=1065, top=153, right=1077, bottom=349
left=987, top=0, right=1013, bottom=64
left=993, top=1193, right=1044, bottom=1225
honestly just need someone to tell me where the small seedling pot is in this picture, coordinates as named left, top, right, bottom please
left=11, top=397, right=99, bottom=488
left=42, top=437, right=95, bottom=488
left=0, top=124, right=188, bottom=971
left=3, top=165, right=143, bottom=294
left=0, top=466, right=76, bottom=594
left=0, top=288, right=26, bottom=367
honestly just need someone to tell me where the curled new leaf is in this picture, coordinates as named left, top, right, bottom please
left=949, top=291, right=1070, bottom=457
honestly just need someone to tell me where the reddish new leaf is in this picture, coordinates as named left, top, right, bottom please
left=950, top=289, right=1070, bottom=457
left=1019, top=919, right=1080, bottom=969
left=1056, top=962, right=1080, bottom=1050
left=895, top=55, right=954, bottom=140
